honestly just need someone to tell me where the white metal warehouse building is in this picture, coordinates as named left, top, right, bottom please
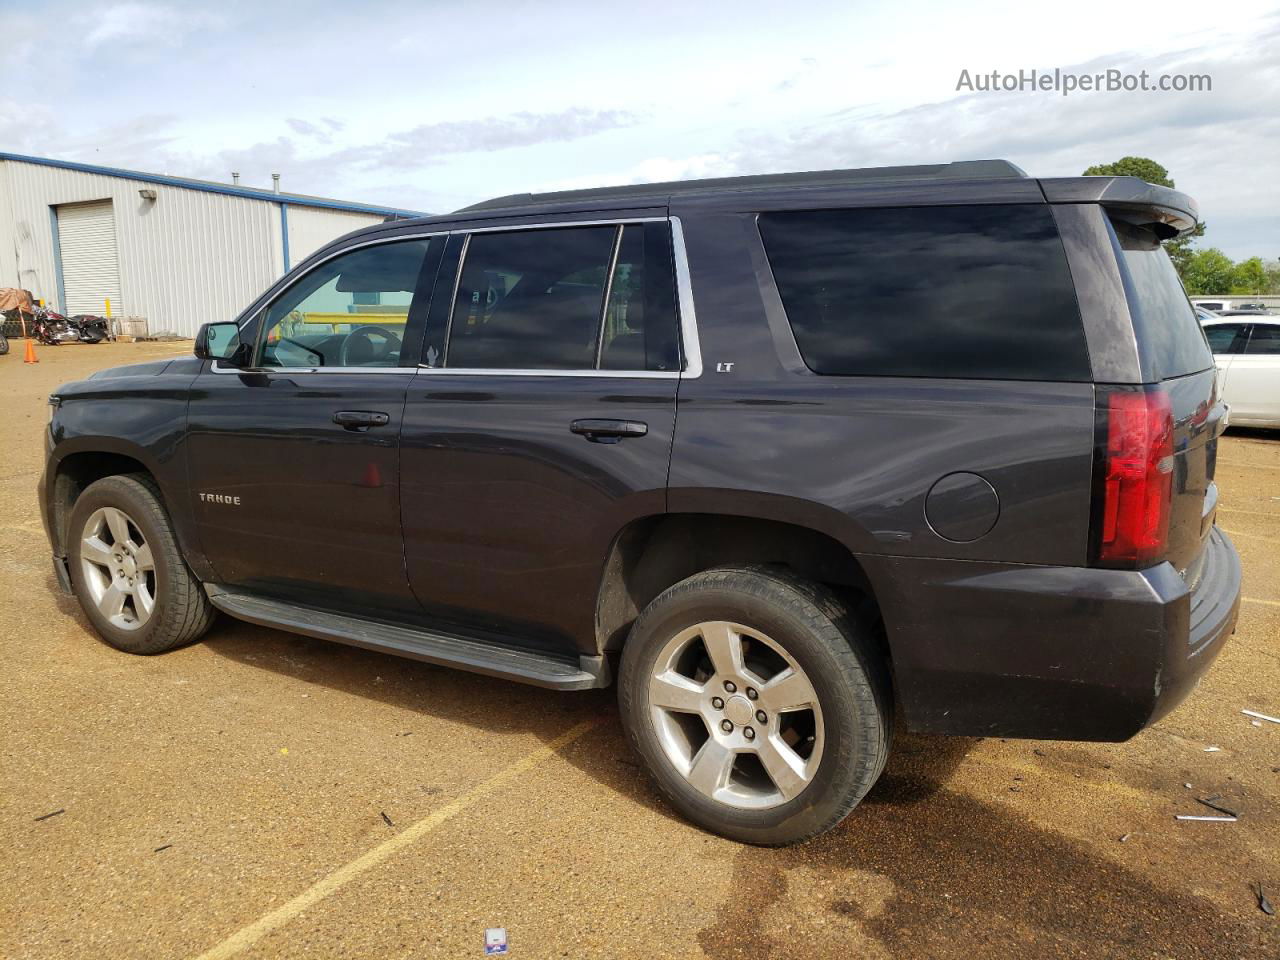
left=0, top=153, right=424, bottom=338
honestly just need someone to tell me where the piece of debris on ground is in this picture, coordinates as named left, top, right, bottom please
left=1256, top=884, right=1276, bottom=917
left=1175, top=814, right=1238, bottom=822
left=1195, top=795, right=1241, bottom=817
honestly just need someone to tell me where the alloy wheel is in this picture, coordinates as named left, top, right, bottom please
left=647, top=620, right=824, bottom=810
left=79, top=506, right=157, bottom=631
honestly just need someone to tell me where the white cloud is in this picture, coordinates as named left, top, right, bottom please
left=81, top=2, right=221, bottom=51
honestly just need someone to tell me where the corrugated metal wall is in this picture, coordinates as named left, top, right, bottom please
left=0, top=159, right=386, bottom=337
left=287, top=206, right=382, bottom=268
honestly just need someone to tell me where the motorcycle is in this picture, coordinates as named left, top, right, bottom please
left=31, top=306, right=79, bottom=345
left=69, top=314, right=112, bottom=343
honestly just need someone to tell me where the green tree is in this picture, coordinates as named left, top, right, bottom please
left=1181, top=249, right=1236, bottom=295
left=1264, top=262, right=1280, bottom=295
left=1230, top=257, right=1267, bottom=294
left=1082, top=157, right=1174, bottom=186
left=1082, top=157, right=1206, bottom=284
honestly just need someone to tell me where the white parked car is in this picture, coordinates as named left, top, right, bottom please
left=1201, top=318, right=1280, bottom=428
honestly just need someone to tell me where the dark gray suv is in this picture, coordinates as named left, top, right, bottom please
left=41, top=159, right=1240, bottom=845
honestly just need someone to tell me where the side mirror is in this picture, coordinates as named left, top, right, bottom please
left=195, top=322, right=249, bottom=366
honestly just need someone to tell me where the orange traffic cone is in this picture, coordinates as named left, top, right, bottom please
left=23, top=338, right=38, bottom=364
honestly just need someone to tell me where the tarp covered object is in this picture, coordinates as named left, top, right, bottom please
left=0, top=288, right=35, bottom=315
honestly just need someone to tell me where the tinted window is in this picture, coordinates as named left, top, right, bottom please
left=1245, top=324, right=1280, bottom=355
left=759, top=205, right=1090, bottom=380
left=259, top=238, right=434, bottom=368
left=1203, top=324, right=1246, bottom=354
left=447, top=227, right=615, bottom=370
left=1112, top=221, right=1213, bottom=379
left=1197, top=302, right=1224, bottom=311
left=599, top=223, right=681, bottom=371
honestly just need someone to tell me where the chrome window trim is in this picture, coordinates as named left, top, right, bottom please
left=669, top=215, right=703, bottom=378
left=459, top=216, right=666, bottom=233
left=414, top=366, right=681, bottom=379
left=210, top=363, right=420, bottom=375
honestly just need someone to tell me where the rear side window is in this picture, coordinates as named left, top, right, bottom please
left=447, top=226, right=615, bottom=370
left=1111, top=220, right=1213, bottom=380
left=1245, top=324, right=1280, bottom=355
left=758, top=205, right=1090, bottom=380
left=444, top=224, right=680, bottom=372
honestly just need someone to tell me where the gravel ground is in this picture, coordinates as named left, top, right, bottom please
left=1, top=341, right=1276, bottom=960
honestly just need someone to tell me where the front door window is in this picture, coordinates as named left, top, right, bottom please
left=259, top=239, right=435, bottom=368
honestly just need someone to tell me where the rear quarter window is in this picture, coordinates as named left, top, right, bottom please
left=1111, top=220, right=1213, bottom=380
left=758, top=204, right=1091, bottom=381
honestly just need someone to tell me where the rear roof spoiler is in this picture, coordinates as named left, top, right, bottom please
left=1040, top=176, right=1199, bottom=239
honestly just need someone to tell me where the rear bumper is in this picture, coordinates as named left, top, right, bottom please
left=867, top=527, right=1241, bottom=741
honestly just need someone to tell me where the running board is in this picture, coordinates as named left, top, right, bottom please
left=204, top=586, right=610, bottom=691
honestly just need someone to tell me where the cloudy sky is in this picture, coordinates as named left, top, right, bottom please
left=1, top=0, right=1276, bottom=259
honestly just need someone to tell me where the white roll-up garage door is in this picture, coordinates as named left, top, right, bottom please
left=56, top=200, right=123, bottom=316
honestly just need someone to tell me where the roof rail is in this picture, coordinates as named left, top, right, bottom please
left=456, top=159, right=1026, bottom=213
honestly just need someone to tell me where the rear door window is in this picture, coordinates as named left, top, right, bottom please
left=758, top=205, right=1090, bottom=380
left=445, top=223, right=680, bottom=372
left=447, top=226, right=614, bottom=370
left=1111, top=220, right=1213, bottom=380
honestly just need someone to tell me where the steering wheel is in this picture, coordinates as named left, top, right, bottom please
left=339, top=325, right=402, bottom=366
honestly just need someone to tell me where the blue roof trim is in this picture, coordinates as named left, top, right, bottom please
left=0, top=152, right=426, bottom=218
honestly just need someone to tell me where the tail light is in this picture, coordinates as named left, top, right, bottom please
left=1091, top=387, right=1174, bottom=569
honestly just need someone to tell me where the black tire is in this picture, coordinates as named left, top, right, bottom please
left=619, top=566, right=891, bottom=845
left=67, top=473, right=216, bottom=654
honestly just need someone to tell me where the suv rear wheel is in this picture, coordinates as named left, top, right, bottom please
left=618, top=566, right=890, bottom=845
left=68, top=474, right=215, bottom=654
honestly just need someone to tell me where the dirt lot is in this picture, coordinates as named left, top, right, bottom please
left=1, top=342, right=1277, bottom=959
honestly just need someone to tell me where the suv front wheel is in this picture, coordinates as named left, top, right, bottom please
left=67, top=474, right=216, bottom=654
left=619, top=566, right=891, bottom=845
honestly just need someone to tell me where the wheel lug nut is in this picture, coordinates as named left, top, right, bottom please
left=746, top=687, right=758, bottom=700
left=711, top=697, right=724, bottom=710
left=756, top=710, right=767, bottom=724
left=744, top=727, right=755, bottom=740
left=720, top=720, right=733, bottom=733
left=724, top=681, right=736, bottom=693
